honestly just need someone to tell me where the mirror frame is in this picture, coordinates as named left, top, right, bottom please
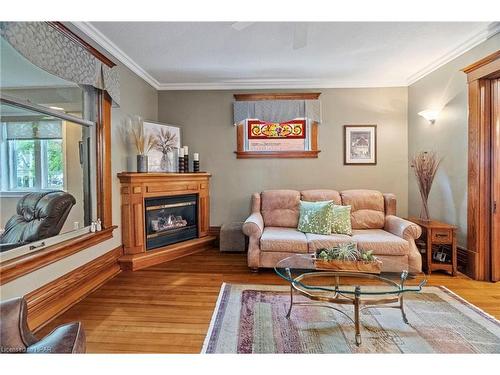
left=0, top=23, right=116, bottom=284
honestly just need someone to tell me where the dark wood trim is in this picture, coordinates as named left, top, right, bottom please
left=234, top=93, right=321, bottom=101
left=343, top=124, right=378, bottom=165
left=208, top=226, right=221, bottom=239
left=467, top=79, right=491, bottom=280
left=0, top=28, right=116, bottom=285
left=235, top=150, right=320, bottom=159
left=464, top=51, right=500, bottom=281
left=96, top=91, right=113, bottom=228
left=1, top=90, right=115, bottom=284
left=118, top=236, right=216, bottom=271
left=27, top=246, right=122, bottom=332
left=457, top=245, right=474, bottom=277
left=462, top=50, right=500, bottom=80
left=0, top=227, right=117, bottom=285
left=46, top=22, right=116, bottom=67
left=492, top=78, right=500, bottom=282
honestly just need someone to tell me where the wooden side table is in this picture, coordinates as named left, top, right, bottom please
left=408, top=217, right=457, bottom=276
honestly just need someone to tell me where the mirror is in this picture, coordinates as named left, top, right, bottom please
left=0, top=34, right=97, bottom=253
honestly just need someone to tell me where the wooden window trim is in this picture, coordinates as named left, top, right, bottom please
left=47, top=22, right=116, bottom=68
left=0, top=24, right=116, bottom=285
left=234, top=93, right=321, bottom=159
left=234, top=93, right=321, bottom=101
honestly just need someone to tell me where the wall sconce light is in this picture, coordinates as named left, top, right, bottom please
left=418, top=110, right=440, bottom=124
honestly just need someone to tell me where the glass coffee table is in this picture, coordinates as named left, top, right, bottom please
left=274, top=253, right=427, bottom=346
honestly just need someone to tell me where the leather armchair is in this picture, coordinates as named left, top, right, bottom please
left=0, top=297, right=86, bottom=354
left=0, top=191, right=76, bottom=252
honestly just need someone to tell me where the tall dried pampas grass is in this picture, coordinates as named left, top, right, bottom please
left=121, top=115, right=156, bottom=155
left=411, top=151, right=442, bottom=221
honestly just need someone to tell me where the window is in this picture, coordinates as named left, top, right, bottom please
left=245, top=119, right=309, bottom=152
left=233, top=93, right=321, bottom=159
left=1, top=121, right=64, bottom=192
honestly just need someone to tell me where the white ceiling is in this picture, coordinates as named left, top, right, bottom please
left=77, top=22, right=500, bottom=90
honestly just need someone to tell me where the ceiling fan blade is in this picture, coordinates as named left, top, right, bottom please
left=293, top=23, right=308, bottom=50
left=231, top=22, right=254, bottom=31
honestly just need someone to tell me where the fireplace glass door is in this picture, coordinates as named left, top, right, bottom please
left=145, top=194, right=198, bottom=250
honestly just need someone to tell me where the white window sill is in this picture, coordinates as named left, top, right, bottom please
left=0, top=190, right=64, bottom=198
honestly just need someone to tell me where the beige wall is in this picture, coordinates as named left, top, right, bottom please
left=408, top=34, right=500, bottom=247
left=158, top=88, right=409, bottom=225
left=1, top=64, right=158, bottom=300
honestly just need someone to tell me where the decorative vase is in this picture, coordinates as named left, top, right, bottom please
left=163, top=151, right=176, bottom=172
left=136, top=154, right=148, bottom=173
left=420, top=197, right=431, bottom=221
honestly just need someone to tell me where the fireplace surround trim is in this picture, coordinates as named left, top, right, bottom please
left=117, top=172, right=213, bottom=270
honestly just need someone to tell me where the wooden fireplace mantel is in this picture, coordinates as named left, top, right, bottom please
left=117, top=172, right=214, bottom=271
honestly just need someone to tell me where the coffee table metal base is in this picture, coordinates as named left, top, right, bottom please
left=284, top=271, right=410, bottom=346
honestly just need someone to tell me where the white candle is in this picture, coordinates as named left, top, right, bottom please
left=178, top=148, right=184, bottom=157
left=183, top=146, right=189, bottom=155
left=193, top=153, right=199, bottom=161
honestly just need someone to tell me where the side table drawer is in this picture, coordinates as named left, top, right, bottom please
left=431, top=229, right=452, bottom=243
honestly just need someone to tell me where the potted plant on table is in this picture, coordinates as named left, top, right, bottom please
left=316, top=243, right=381, bottom=274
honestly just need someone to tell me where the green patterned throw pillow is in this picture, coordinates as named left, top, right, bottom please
left=297, top=200, right=334, bottom=235
left=331, top=205, right=352, bottom=235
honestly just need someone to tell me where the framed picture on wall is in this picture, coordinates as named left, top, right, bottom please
left=343, top=125, right=377, bottom=165
left=143, top=121, right=181, bottom=172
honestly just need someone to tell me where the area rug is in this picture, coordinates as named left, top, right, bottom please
left=201, top=283, right=500, bottom=353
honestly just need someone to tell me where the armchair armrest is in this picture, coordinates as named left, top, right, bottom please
left=27, top=322, right=86, bottom=354
left=384, top=215, right=422, bottom=241
left=242, top=212, right=264, bottom=239
left=0, top=297, right=38, bottom=353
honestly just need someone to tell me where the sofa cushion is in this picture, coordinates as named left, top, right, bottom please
left=297, top=200, right=334, bottom=235
left=261, top=190, right=300, bottom=227
left=306, top=233, right=354, bottom=253
left=352, top=229, right=409, bottom=256
left=300, top=190, right=341, bottom=204
left=341, top=190, right=385, bottom=229
left=260, top=227, right=309, bottom=253
left=331, top=205, right=352, bottom=235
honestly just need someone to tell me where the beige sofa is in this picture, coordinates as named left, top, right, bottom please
left=242, top=189, right=422, bottom=273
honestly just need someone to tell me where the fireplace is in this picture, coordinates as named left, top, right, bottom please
left=145, top=194, right=198, bottom=250
left=118, top=172, right=212, bottom=271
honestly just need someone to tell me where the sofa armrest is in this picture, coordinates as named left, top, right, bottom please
left=384, top=215, right=422, bottom=241
left=242, top=212, right=264, bottom=239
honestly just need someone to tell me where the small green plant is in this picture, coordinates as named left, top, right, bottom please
left=359, top=250, right=375, bottom=262
left=317, top=244, right=377, bottom=263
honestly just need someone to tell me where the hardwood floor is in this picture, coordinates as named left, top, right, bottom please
left=37, top=247, right=500, bottom=353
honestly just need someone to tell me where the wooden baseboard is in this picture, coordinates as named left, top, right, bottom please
left=208, top=226, right=221, bottom=238
left=208, top=226, right=221, bottom=247
left=457, top=245, right=475, bottom=279
left=118, top=236, right=216, bottom=271
left=26, top=246, right=122, bottom=332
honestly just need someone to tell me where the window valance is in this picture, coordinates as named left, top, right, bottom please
left=5, top=121, right=62, bottom=140
left=233, top=99, right=321, bottom=125
left=0, top=22, right=120, bottom=106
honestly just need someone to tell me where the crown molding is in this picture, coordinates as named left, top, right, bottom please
left=406, top=22, right=500, bottom=85
left=71, top=22, right=161, bottom=90
left=72, top=22, right=499, bottom=91
left=156, top=79, right=407, bottom=90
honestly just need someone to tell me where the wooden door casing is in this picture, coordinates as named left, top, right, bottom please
left=492, top=79, right=500, bottom=282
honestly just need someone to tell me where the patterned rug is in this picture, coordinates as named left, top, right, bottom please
left=202, top=283, right=500, bottom=353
